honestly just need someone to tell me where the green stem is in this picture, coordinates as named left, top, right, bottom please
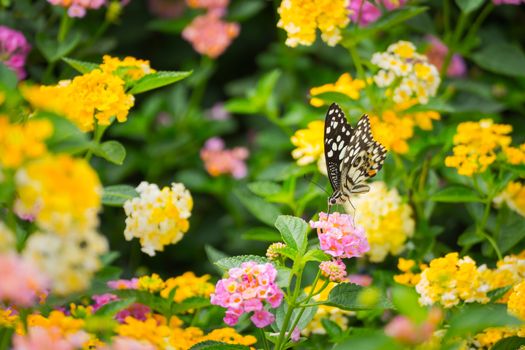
left=478, top=197, right=502, bottom=260
left=259, top=328, right=270, bottom=350
left=0, top=328, right=14, bottom=350
left=275, top=267, right=303, bottom=350
left=443, top=0, right=451, bottom=43
left=463, top=2, right=494, bottom=47
left=85, top=123, right=109, bottom=161
left=58, top=11, right=71, bottom=43
left=185, top=56, right=214, bottom=119
left=441, top=12, right=468, bottom=78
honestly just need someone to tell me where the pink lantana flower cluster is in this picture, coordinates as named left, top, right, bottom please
left=210, top=262, right=283, bottom=328
left=319, top=259, right=347, bottom=282
left=47, top=0, right=105, bottom=18
left=200, top=137, right=249, bottom=179
left=348, top=0, right=406, bottom=27
left=182, top=0, right=239, bottom=58
left=0, top=26, right=31, bottom=79
left=310, top=212, right=369, bottom=259
left=425, top=35, right=466, bottom=77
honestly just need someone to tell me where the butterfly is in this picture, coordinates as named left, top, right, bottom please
left=324, top=103, right=387, bottom=208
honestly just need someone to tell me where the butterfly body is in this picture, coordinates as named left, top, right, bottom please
left=324, top=103, right=387, bottom=208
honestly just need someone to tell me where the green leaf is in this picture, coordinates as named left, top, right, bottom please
left=327, top=283, right=392, bottom=311
left=304, top=249, right=331, bottom=262
left=102, top=185, right=138, bottom=206
left=113, top=290, right=170, bottom=315
left=444, top=304, right=521, bottom=341
left=0, top=62, right=18, bottom=87
left=41, top=113, right=90, bottom=154
left=497, top=211, right=525, bottom=254
left=333, top=331, right=403, bottom=350
left=233, top=188, right=281, bottom=226
left=128, top=71, right=192, bottom=94
left=224, top=98, right=259, bottom=114
left=63, top=57, right=98, bottom=74
left=36, top=32, right=81, bottom=63
left=321, top=318, right=344, bottom=340
left=492, top=336, right=525, bottom=350
left=205, top=245, right=229, bottom=264
left=471, top=42, right=525, bottom=77
left=488, top=286, right=513, bottom=303
left=95, top=298, right=136, bottom=317
left=455, top=0, right=484, bottom=13
left=189, top=341, right=250, bottom=350
left=170, top=297, right=210, bottom=314
left=214, top=255, right=269, bottom=271
left=274, top=215, right=308, bottom=254
left=93, top=140, right=126, bottom=165
left=227, top=0, right=265, bottom=21
left=241, top=227, right=282, bottom=242
left=247, top=181, right=281, bottom=197
left=391, top=286, right=427, bottom=323
left=430, top=186, right=484, bottom=203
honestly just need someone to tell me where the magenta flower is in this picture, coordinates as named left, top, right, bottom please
left=210, top=261, right=283, bottom=328
left=320, top=259, right=347, bottom=282
left=347, top=274, right=373, bottom=286
left=493, top=0, right=523, bottom=4
left=47, top=0, right=106, bottom=18
left=310, top=212, right=369, bottom=259
left=92, top=293, right=150, bottom=323
left=182, top=13, right=240, bottom=58
left=348, top=0, right=406, bottom=26
left=0, top=253, right=49, bottom=307
left=425, top=35, right=466, bottom=77
left=0, top=26, right=31, bottom=79
left=200, top=137, right=249, bottom=179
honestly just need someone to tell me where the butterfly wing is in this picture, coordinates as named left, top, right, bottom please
left=324, top=103, right=353, bottom=192
left=342, top=114, right=387, bottom=194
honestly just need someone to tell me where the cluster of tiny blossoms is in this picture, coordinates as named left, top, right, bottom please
left=445, top=119, right=525, bottom=176
left=0, top=26, right=31, bottom=79
left=211, top=262, right=283, bottom=328
left=345, top=181, right=414, bottom=262
left=494, top=181, right=525, bottom=217
left=182, top=0, right=239, bottom=58
left=309, top=73, right=366, bottom=107
left=277, top=0, right=350, bottom=47
left=47, top=0, right=105, bottom=18
left=310, top=212, right=369, bottom=259
left=23, top=56, right=154, bottom=132
left=200, top=137, right=249, bottom=178
left=319, top=259, right=347, bottom=282
left=0, top=116, right=52, bottom=169
left=425, top=35, right=466, bottom=77
left=372, top=40, right=441, bottom=105
left=290, top=120, right=325, bottom=166
left=124, top=181, right=193, bottom=256
left=348, top=0, right=406, bottom=27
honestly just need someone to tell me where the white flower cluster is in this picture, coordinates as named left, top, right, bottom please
left=124, top=181, right=193, bottom=256
left=23, top=229, right=108, bottom=295
left=371, top=40, right=441, bottom=104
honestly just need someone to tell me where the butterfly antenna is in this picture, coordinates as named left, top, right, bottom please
left=304, top=175, right=330, bottom=196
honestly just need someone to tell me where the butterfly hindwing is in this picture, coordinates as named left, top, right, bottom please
left=324, top=103, right=353, bottom=192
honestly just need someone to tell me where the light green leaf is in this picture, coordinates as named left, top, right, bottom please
left=455, top=0, right=484, bottom=13
left=0, top=63, right=18, bottom=88
left=36, top=32, right=81, bottom=63
left=247, top=181, right=282, bottom=197
left=63, top=57, right=98, bottom=74
left=102, top=185, right=138, bottom=206
left=444, top=304, right=521, bottom=341
left=327, top=283, right=392, bottom=311
left=95, top=298, right=136, bottom=317
left=242, top=227, right=282, bottom=242
left=224, top=98, right=259, bottom=114
left=391, top=286, right=427, bottom=323
left=93, top=140, right=126, bottom=165
left=333, top=331, right=403, bottom=350
left=128, top=71, right=192, bottom=94
left=304, top=249, right=331, bottom=262
left=471, top=42, right=525, bottom=77
left=430, top=186, right=484, bottom=203
left=274, top=215, right=308, bottom=254
left=234, top=188, right=281, bottom=226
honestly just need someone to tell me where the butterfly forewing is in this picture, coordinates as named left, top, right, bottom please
left=324, top=103, right=353, bottom=192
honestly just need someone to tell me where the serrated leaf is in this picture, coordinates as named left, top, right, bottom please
left=128, top=71, right=192, bottom=94
left=63, top=57, right=98, bottom=73
left=93, top=140, right=126, bottom=165
left=430, top=186, right=483, bottom=203
left=214, top=255, right=270, bottom=271
left=444, top=304, right=521, bottom=341
left=102, top=185, right=138, bottom=206
left=234, top=188, right=281, bottom=226
left=304, top=249, right=330, bottom=262
left=327, top=283, right=392, bottom=311
left=189, top=341, right=250, bottom=350
left=274, top=215, right=308, bottom=254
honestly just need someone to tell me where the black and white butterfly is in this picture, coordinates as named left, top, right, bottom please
left=324, top=103, right=387, bottom=208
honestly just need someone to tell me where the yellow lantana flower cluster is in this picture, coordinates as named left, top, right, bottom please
left=290, top=120, right=325, bottom=166
left=415, top=253, right=491, bottom=308
left=445, top=119, right=523, bottom=176
left=345, top=181, right=414, bottom=262
left=22, top=56, right=154, bottom=132
left=138, top=273, right=166, bottom=293
left=494, top=181, right=525, bottom=217
left=118, top=315, right=256, bottom=350
left=0, top=116, right=53, bottom=168
left=123, top=181, right=193, bottom=256
left=277, top=0, right=350, bottom=47
left=303, top=282, right=353, bottom=336
left=371, top=40, right=441, bottom=105
left=309, top=73, right=366, bottom=107
left=14, top=154, right=102, bottom=235
left=160, top=272, right=215, bottom=303
left=508, top=281, right=525, bottom=320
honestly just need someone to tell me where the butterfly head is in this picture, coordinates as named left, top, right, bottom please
left=328, top=190, right=344, bottom=207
